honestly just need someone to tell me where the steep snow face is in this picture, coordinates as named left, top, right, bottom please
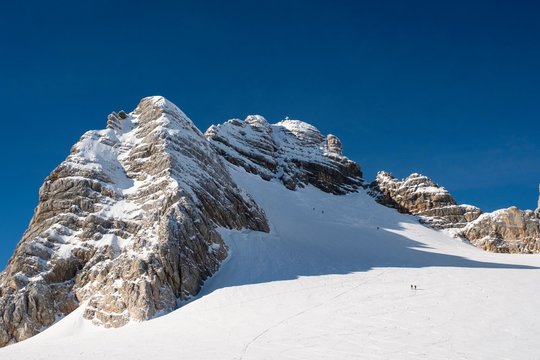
left=205, top=116, right=363, bottom=194
left=0, top=96, right=268, bottom=346
left=2, top=166, right=540, bottom=360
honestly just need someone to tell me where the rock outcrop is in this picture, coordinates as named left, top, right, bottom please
left=0, top=97, right=269, bottom=347
left=205, top=117, right=363, bottom=195
left=369, top=171, right=482, bottom=229
left=370, top=171, right=540, bottom=253
left=462, top=207, right=540, bottom=253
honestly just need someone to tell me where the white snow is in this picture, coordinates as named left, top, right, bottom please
left=2, top=166, right=540, bottom=359
left=413, top=185, right=446, bottom=194
left=276, top=119, right=323, bottom=143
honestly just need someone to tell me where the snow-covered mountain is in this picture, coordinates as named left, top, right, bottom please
left=2, top=162, right=540, bottom=360
left=0, top=97, right=270, bottom=345
left=1, top=96, right=540, bottom=359
left=0, top=97, right=363, bottom=346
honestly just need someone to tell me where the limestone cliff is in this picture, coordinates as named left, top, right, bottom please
left=461, top=207, right=540, bottom=253
left=370, top=171, right=540, bottom=253
left=369, top=171, right=482, bottom=229
left=0, top=97, right=269, bottom=346
left=205, top=117, right=363, bottom=194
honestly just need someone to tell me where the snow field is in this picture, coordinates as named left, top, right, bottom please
left=2, top=166, right=540, bottom=359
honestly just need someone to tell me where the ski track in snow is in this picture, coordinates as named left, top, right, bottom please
left=238, top=268, right=396, bottom=360
left=2, top=166, right=540, bottom=359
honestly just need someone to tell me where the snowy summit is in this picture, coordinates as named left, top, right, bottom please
left=1, top=96, right=540, bottom=360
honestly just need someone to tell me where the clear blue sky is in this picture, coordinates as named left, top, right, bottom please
left=1, top=0, right=539, bottom=269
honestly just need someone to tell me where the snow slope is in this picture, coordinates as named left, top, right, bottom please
left=2, top=166, right=540, bottom=360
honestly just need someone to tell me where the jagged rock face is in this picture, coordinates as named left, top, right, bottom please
left=462, top=207, right=540, bottom=253
left=325, top=134, right=343, bottom=155
left=369, top=171, right=482, bottom=229
left=417, top=205, right=483, bottom=229
left=0, top=97, right=269, bottom=347
left=370, top=171, right=540, bottom=253
left=205, top=117, right=363, bottom=194
left=371, top=171, right=456, bottom=212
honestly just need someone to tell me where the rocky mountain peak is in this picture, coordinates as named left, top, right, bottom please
left=371, top=171, right=457, bottom=211
left=370, top=171, right=540, bottom=253
left=0, top=96, right=269, bottom=347
left=4, top=95, right=536, bottom=350
left=205, top=116, right=363, bottom=194
left=0, top=96, right=368, bottom=348
left=369, top=171, right=482, bottom=229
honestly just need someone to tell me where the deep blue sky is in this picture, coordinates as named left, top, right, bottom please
left=1, top=0, right=539, bottom=268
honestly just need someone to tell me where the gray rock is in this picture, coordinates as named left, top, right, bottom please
left=370, top=171, right=540, bottom=253
left=462, top=207, right=540, bottom=253
left=325, top=134, right=342, bottom=155
left=369, top=171, right=480, bottom=228
left=0, top=96, right=269, bottom=347
left=205, top=118, right=363, bottom=195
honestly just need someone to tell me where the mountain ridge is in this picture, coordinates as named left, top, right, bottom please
left=0, top=96, right=362, bottom=346
left=0, top=96, right=539, bottom=348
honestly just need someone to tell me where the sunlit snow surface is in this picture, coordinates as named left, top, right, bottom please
left=2, top=166, right=540, bottom=360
